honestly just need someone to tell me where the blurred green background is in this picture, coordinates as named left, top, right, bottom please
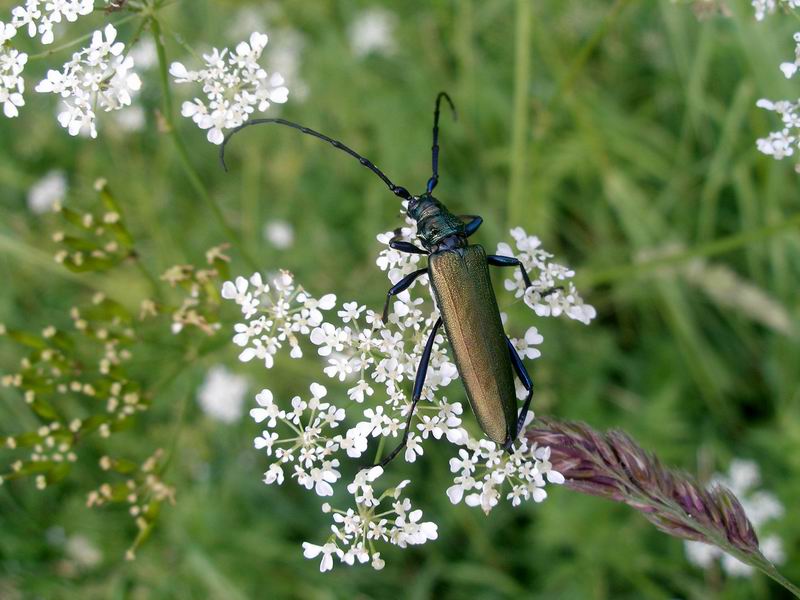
left=1, top=0, right=799, bottom=597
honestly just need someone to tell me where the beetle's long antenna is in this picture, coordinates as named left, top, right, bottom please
left=426, top=92, right=457, bottom=194
left=219, top=118, right=412, bottom=201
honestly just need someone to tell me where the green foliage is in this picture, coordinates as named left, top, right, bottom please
left=1, top=0, right=799, bottom=598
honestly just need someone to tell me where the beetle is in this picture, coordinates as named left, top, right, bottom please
left=220, top=93, right=539, bottom=466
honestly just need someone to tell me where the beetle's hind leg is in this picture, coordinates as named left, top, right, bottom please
left=487, top=254, right=532, bottom=289
left=375, top=317, right=443, bottom=467
left=503, top=337, right=533, bottom=452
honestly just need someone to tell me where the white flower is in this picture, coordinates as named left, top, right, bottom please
left=302, top=542, right=339, bottom=572
left=752, top=0, right=800, bottom=20
left=35, top=25, right=141, bottom=138
left=0, top=36, right=27, bottom=119
left=349, top=8, right=397, bottom=57
left=346, top=466, right=383, bottom=507
left=250, top=389, right=283, bottom=426
left=129, top=38, right=158, bottom=70
left=65, top=534, right=102, bottom=568
left=27, top=170, right=66, bottom=214
left=12, top=0, right=94, bottom=45
left=171, top=31, right=289, bottom=144
left=196, top=365, right=248, bottom=423
left=263, top=219, right=295, bottom=249
left=268, top=28, right=308, bottom=101
left=112, top=105, right=146, bottom=132
left=0, top=21, right=17, bottom=44
left=511, top=327, right=544, bottom=360
left=337, top=301, right=365, bottom=323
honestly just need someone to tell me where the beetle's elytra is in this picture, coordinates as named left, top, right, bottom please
left=221, top=93, right=536, bottom=466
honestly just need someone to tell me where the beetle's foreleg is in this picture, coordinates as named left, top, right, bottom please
left=376, top=317, right=443, bottom=467
left=390, top=240, right=428, bottom=255
left=459, top=215, right=483, bottom=237
left=504, top=337, right=533, bottom=451
left=487, top=255, right=532, bottom=289
left=381, top=267, right=428, bottom=322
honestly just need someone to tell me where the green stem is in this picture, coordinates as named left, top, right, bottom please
left=649, top=493, right=800, bottom=598
left=756, top=561, right=800, bottom=598
left=507, top=0, right=532, bottom=228
left=149, top=17, right=258, bottom=270
left=373, top=434, right=386, bottom=465
left=579, top=211, right=800, bottom=287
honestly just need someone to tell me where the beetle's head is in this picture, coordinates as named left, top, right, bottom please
left=407, top=193, right=466, bottom=251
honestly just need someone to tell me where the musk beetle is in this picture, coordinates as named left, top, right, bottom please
left=220, top=93, right=539, bottom=466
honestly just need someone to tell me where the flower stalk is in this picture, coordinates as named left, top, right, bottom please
left=526, top=418, right=800, bottom=597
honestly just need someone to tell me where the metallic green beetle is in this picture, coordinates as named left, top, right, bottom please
left=221, top=93, right=536, bottom=466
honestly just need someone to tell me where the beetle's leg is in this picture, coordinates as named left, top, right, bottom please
left=376, top=317, right=443, bottom=467
left=390, top=240, right=428, bottom=255
left=504, top=337, right=533, bottom=451
left=458, top=215, right=483, bottom=237
left=487, top=255, right=532, bottom=288
left=540, top=286, right=564, bottom=298
left=381, top=268, right=428, bottom=322
left=426, top=92, right=456, bottom=194
left=388, top=226, right=428, bottom=255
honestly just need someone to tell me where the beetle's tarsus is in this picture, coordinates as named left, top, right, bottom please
left=487, top=254, right=532, bottom=288
left=506, top=336, right=534, bottom=443
left=381, top=267, right=428, bottom=325
left=540, top=285, right=564, bottom=298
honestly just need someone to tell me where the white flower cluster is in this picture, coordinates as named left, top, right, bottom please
left=11, top=0, right=93, bottom=45
left=348, top=8, right=397, bottom=58
left=221, top=270, right=336, bottom=368
left=0, top=22, right=27, bottom=118
left=446, top=427, right=565, bottom=514
left=309, top=299, right=466, bottom=462
left=223, top=225, right=593, bottom=571
left=196, top=365, right=249, bottom=423
left=496, top=227, right=596, bottom=324
left=756, top=99, right=799, bottom=161
left=35, top=25, right=141, bottom=138
left=753, top=2, right=800, bottom=166
left=302, top=468, right=437, bottom=572
left=752, top=0, right=800, bottom=20
left=27, top=169, right=67, bottom=213
left=685, top=459, right=785, bottom=576
left=252, top=383, right=345, bottom=495
left=170, top=32, right=289, bottom=144
left=779, top=32, right=800, bottom=78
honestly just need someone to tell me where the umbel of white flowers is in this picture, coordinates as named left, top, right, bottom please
left=170, top=32, right=289, bottom=144
left=36, top=25, right=141, bottom=138
left=221, top=222, right=595, bottom=572
left=1, top=1, right=144, bottom=131
left=753, top=2, right=800, bottom=167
